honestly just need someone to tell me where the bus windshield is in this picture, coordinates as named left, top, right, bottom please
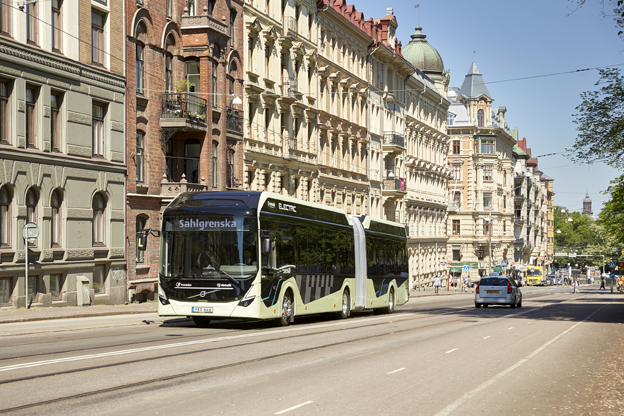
left=527, top=268, right=541, bottom=277
left=160, top=215, right=258, bottom=279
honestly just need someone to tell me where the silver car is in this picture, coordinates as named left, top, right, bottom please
left=475, top=273, right=522, bottom=308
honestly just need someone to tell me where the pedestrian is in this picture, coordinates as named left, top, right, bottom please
left=467, top=277, right=473, bottom=293
left=573, top=278, right=579, bottom=294
left=433, top=276, right=440, bottom=294
left=600, top=275, right=606, bottom=290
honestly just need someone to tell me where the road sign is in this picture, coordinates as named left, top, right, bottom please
left=619, top=262, right=624, bottom=269
left=22, top=222, right=39, bottom=240
left=500, top=260, right=507, bottom=266
left=610, top=261, right=616, bottom=269
left=463, top=265, right=470, bottom=272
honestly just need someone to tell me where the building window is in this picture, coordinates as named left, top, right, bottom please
left=0, top=80, right=9, bottom=143
left=187, top=0, right=196, bottom=16
left=480, top=139, right=495, bottom=153
left=452, top=140, right=460, bottom=155
left=0, top=277, right=11, bottom=305
left=0, top=186, right=10, bottom=247
left=166, top=0, right=172, bottom=18
left=136, top=216, right=146, bottom=263
left=483, top=165, right=492, bottom=181
left=207, top=0, right=215, bottom=16
left=186, top=61, right=200, bottom=93
left=452, top=220, right=460, bottom=235
left=0, top=0, right=10, bottom=34
left=503, top=195, right=507, bottom=209
left=50, top=189, right=62, bottom=247
left=453, top=192, right=461, bottom=209
left=26, top=86, right=38, bottom=148
left=483, top=192, right=492, bottom=209
left=453, top=165, right=461, bottom=181
left=26, top=2, right=37, bottom=44
left=452, top=249, right=461, bottom=261
left=136, top=43, right=144, bottom=94
left=212, top=61, right=218, bottom=108
left=265, top=45, right=271, bottom=78
left=50, top=92, right=61, bottom=151
left=50, top=274, right=63, bottom=300
left=26, top=188, right=37, bottom=225
left=92, top=103, right=105, bottom=157
left=93, top=265, right=105, bottom=294
left=52, top=0, right=62, bottom=50
left=91, top=10, right=106, bottom=65
left=227, top=148, right=235, bottom=188
left=136, top=131, right=145, bottom=183
left=503, top=171, right=507, bottom=185
left=230, top=10, right=236, bottom=47
left=248, top=37, right=254, bottom=72
left=503, top=220, right=507, bottom=233
left=92, top=193, right=106, bottom=245
left=484, top=219, right=490, bottom=235
left=477, top=109, right=484, bottom=127
left=212, top=142, right=218, bottom=188
left=447, top=112, right=454, bottom=126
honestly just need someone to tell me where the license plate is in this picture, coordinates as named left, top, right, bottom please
left=192, top=307, right=213, bottom=313
left=487, top=290, right=500, bottom=294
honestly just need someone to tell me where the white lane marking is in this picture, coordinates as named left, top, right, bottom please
left=483, top=336, right=491, bottom=339
left=0, top=314, right=413, bottom=373
left=434, top=304, right=608, bottom=416
left=445, top=348, right=458, bottom=354
left=386, top=367, right=406, bottom=375
left=508, top=327, right=514, bottom=330
left=275, top=401, right=313, bottom=415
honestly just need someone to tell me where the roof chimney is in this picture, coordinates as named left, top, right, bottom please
left=386, top=7, right=394, bottom=15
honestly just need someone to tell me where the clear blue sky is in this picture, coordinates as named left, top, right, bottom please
left=353, top=0, right=622, bottom=215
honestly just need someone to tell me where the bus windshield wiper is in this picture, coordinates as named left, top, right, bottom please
left=218, top=268, right=241, bottom=288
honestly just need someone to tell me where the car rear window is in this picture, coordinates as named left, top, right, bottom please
left=480, top=278, right=508, bottom=286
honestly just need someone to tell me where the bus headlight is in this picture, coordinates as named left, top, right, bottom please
left=158, top=285, right=170, bottom=305
left=238, top=294, right=255, bottom=307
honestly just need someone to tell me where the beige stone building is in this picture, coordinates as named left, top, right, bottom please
left=243, top=0, right=319, bottom=199
left=0, top=0, right=126, bottom=307
left=446, top=62, right=515, bottom=281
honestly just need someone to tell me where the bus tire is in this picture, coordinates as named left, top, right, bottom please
left=192, top=316, right=211, bottom=327
left=384, top=288, right=395, bottom=314
left=336, top=290, right=350, bottom=319
left=276, top=290, right=294, bottom=327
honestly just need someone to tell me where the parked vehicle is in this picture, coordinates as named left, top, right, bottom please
left=475, top=273, right=522, bottom=308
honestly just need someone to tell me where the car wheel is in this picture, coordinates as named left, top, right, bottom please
left=475, top=303, right=481, bottom=308
left=483, top=304, right=489, bottom=308
left=518, top=299, right=522, bottom=308
left=192, top=316, right=211, bottom=327
left=336, top=290, right=350, bottom=319
left=276, top=290, right=294, bottom=326
left=510, top=298, right=517, bottom=309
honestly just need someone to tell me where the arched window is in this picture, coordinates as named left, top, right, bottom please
left=135, top=21, right=147, bottom=95
left=165, top=34, right=175, bottom=92
left=26, top=188, right=38, bottom=245
left=477, top=109, right=484, bottom=127
left=92, top=193, right=106, bottom=245
left=136, top=215, right=147, bottom=263
left=50, top=189, right=62, bottom=247
left=0, top=186, right=11, bottom=246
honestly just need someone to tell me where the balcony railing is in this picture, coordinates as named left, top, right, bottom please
left=383, top=131, right=405, bottom=148
left=226, top=107, right=243, bottom=134
left=282, top=16, right=297, bottom=37
left=514, top=216, right=524, bottom=225
left=281, top=77, right=298, bottom=97
left=161, top=93, right=207, bottom=123
left=383, top=177, right=406, bottom=192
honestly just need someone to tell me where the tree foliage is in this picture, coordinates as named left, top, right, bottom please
left=598, top=174, right=624, bottom=244
left=571, top=68, right=624, bottom=168
left=570, top=0, right=624, bottom=36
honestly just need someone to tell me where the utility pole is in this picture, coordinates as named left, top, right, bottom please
left=488, top=203, right=492, bottom=275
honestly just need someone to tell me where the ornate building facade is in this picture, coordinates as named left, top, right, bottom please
left=242, top=0, right=319, bottom=200
left=124, top=0, right=245, bottom=301
left=446, top=62, right=515, bottom=280
left=0, top=0, right=126, bottom=307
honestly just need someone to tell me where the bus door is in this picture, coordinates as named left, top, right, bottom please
left=351, top=217, right=367, bottom=310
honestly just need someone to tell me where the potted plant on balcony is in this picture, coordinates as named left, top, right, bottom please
left=175, top=79, right=195, bottom=92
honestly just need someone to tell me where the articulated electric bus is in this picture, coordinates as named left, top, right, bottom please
left=157, top=191, right=409, bottom=327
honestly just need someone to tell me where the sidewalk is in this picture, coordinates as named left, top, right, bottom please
left=0, top=288, right=472, bottom=325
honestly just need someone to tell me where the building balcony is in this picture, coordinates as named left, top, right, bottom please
left=280, top=77, right=299, bottom=98
left=514, top=195, right=524, bottom=203
left=160, top=174, right=208, bottom=198
left=514, top=216, right=524, bottom=225
left=160, top=93, right=208, bottom=132
left=383, top=131, right=405, bottom=151
left=226, top=107, right=243, bottom=140
left=282, top=16, right=297, bottom=38
left=180, top=11, right=229, bottom=39
left=514, top=238, right=525, bottom=246
left=382, top=177, right=407, bottom=197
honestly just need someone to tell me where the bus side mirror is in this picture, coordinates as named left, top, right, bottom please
left=262, top=238, right=271, bottom=254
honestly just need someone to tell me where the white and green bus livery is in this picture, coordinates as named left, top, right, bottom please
left=158, top=191, right=409, bottom=326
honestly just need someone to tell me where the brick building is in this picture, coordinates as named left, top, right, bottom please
left=125, top=0, right=244, bottom=301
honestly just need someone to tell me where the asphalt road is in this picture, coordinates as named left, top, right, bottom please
left=1, top=285, right=623, bottom=416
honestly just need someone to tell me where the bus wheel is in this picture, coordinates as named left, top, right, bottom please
left=384, top=288, right=395, bottom=314
left=277, top=290, right=294, bottom=326
left=336, top=290, right=350, bottom=319
left=192, top=316, right=211, bottom=327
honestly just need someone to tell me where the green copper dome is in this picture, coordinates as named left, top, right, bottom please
left=402, top=27, right=444, bottom=75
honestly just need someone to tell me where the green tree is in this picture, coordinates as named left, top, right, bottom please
left=598, top=173, right=624, bottom=245
left=570, top=68, right=624, bottom=168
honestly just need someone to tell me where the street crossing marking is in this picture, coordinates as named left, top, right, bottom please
left=445, top=348, right=458, bottom=354
left=387, top=367, right=406, bottom=375
left=275, top=401, right=313, bottom=415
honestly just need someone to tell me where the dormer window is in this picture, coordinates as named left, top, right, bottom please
left=477, top=109, right=484, bottom=127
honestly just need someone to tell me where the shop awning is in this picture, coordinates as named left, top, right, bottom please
left=493, top=266, right=504, bottom=273
left=450, top=267, right=463, bottom=273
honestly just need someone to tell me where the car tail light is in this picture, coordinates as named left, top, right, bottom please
left=507, top=282, right=513, bottom=294
left=475, top=284, right=480, bottom=294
